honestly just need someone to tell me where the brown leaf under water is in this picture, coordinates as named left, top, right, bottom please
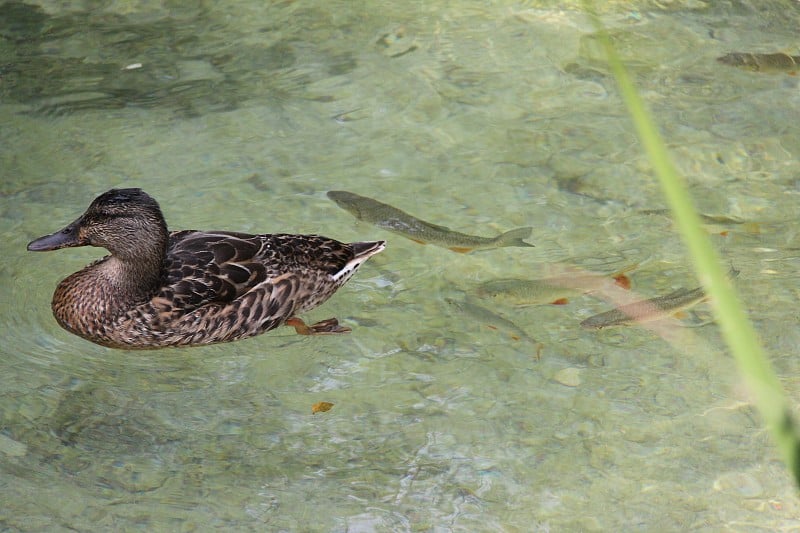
left=613, top=273, right=631, bottom=290
left=312, top=401, right=334, bottom=414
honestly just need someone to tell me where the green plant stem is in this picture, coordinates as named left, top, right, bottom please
left=584, top=4, right=800, bottom=486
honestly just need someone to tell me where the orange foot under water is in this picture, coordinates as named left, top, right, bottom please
left=285, top=317, right=352, bottom=335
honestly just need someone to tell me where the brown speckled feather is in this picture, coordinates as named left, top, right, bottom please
left=29, top=188, right=385, bottom=349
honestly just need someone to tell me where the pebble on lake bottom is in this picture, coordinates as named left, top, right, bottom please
left=553, top=367, right=582, bottom=387
left=713, top=472, right=764, bottom=498
left=0, top=433, right=27, bottom=457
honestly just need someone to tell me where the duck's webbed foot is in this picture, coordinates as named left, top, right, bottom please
left=285, top=317, right=352, bottom=335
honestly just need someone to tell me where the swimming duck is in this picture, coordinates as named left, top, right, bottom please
left=27, top=188, right=386, bottom=349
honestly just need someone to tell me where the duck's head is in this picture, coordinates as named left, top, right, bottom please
left=28, top=188, right=169, bottom=260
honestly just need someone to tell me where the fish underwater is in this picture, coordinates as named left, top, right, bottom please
left=580, top=267, right=739, bottom=329
left=445, top=296, right=539, bottom=345
left=476, top=264, right=638, bottom=307
left=579, top=286, right=707, bottom=329
left=327, top=190, right=533, bottom=253
left=717, top=52, right=800, bottom=72
left=478, top=279, right=583, bottom=306
left=476, top=270, right=631, bottom=307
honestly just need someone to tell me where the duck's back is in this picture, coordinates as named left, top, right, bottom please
left=159, top=230, right=366, bottom=312
left=137, top=231, right=383, bottom=347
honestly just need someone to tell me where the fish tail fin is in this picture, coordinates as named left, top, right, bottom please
left=494, top=227, right=534, bottom=248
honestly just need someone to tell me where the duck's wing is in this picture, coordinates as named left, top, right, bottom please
left=155, top=231, right=376, bottom=315
left=156, top=231, right=280, bottom=313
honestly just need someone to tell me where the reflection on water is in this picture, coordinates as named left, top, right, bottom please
left=1, top=1, right=353, bottom=117
left=3, top=0, right=800, bottom=530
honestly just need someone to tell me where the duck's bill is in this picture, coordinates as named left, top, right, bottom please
left=27, top=219, right=85, bottom=251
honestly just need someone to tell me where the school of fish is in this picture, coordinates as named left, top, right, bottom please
left=327, top=189, right=735, bottom=348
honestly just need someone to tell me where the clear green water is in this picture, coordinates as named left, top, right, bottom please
left=2, top=1, right=800, bottom=530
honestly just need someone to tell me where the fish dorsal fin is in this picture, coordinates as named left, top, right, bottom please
left=421, top=220, right=454, bottom=232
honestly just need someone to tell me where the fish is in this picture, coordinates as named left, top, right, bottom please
left=581, top=267, right=740, bottom=329
left=477, top=278, right=586, bottom=306
left=639, top=209, right=744, bottom=225
left=327, top=190, right=533, bottom=253
left=476, top=267, right=634, bottom=306
left=579, top=286, right=707, bottom=329
left=477, top=275, right=614, bottom=306
left=445, top=297, right=540, bottom=346
left=717, top=52, right=800, bottom=72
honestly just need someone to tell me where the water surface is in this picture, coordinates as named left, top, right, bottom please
left=2, top=1, right=800, bottom=530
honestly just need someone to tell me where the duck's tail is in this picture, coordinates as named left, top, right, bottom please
left=333, top=241, right=386, bottom=282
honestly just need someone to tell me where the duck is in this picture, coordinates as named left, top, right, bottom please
left=27, top=188, right=386, bottom=349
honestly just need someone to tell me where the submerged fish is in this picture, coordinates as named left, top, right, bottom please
left=580, top=286, right=707, bottom=329
left=639, top=209, right=745, bottom=225
left=476, top=265, right=634, bottom=306
left=477, top=278, right=584, bottom=306
left=581, top=267, right=740, bottom=330
left=445, top=297, right=538, bottom=345
left=327, top=190, right=533, bottom=253
left=717, top=52, right=800, bottom=72
left=477, top=274, right=621, bottom=306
